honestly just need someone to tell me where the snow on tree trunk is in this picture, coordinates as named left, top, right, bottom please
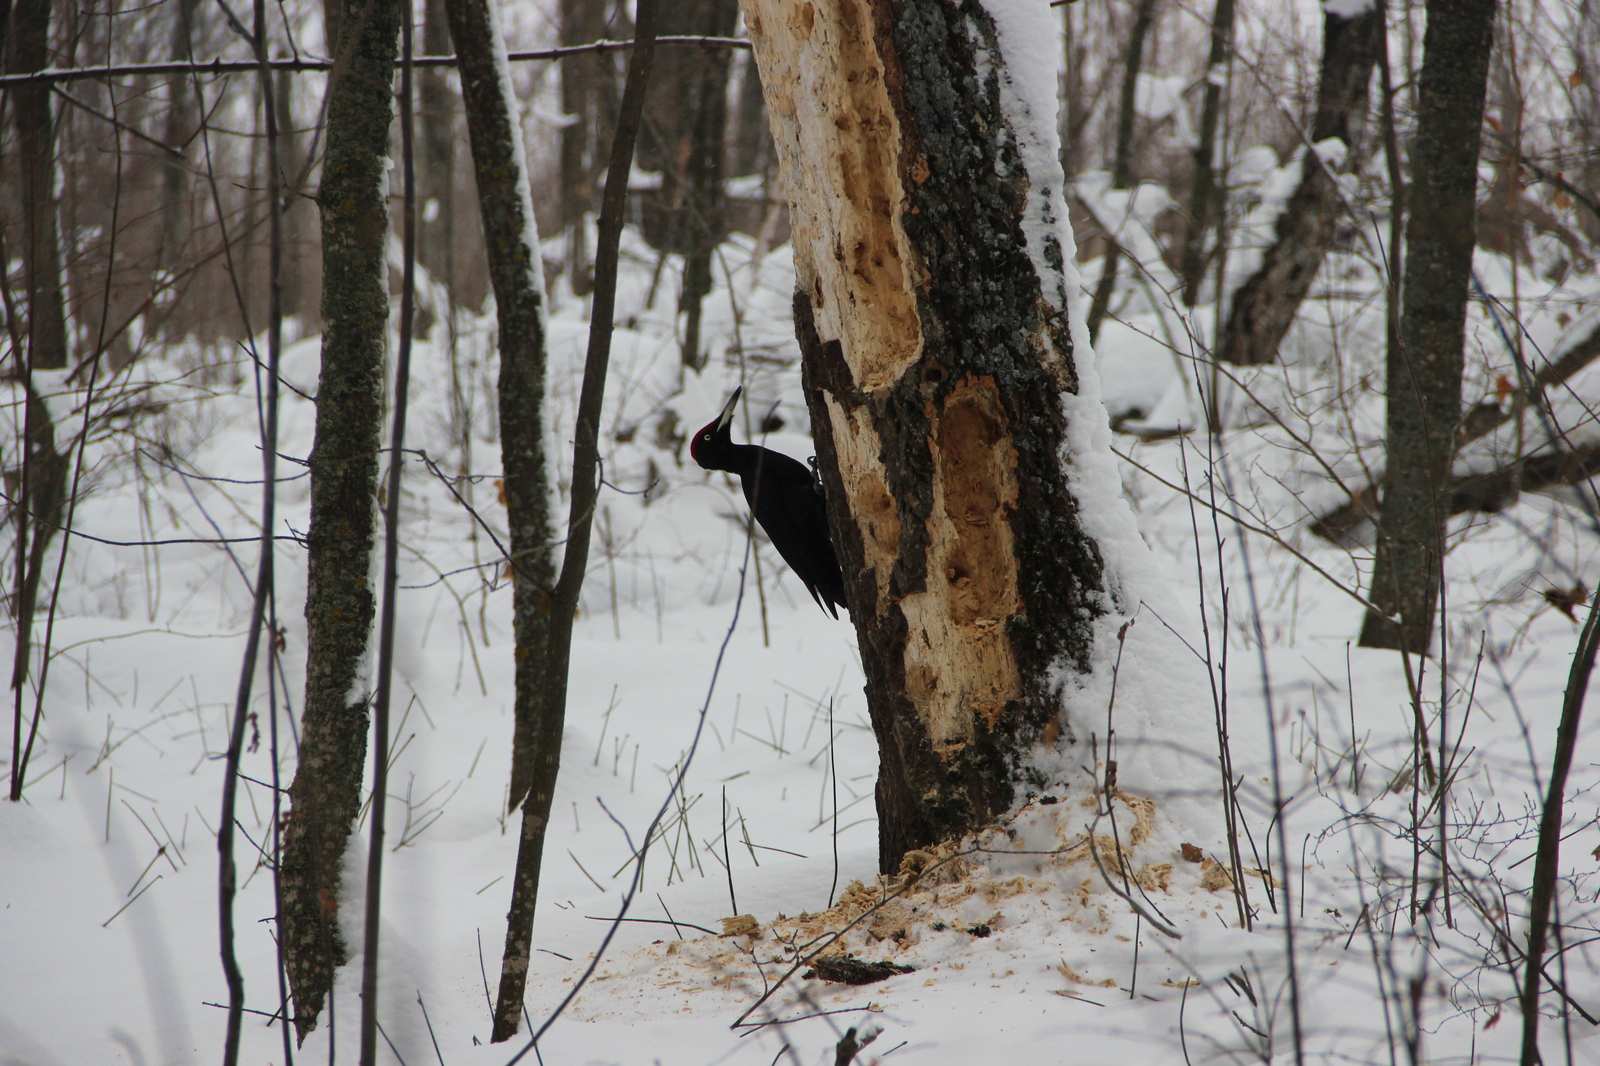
left=441, top=0, right=561, bottom=1041
left=281, top=0, right=400, bottom=1037
left=743, top=0, right=1211, bottom=875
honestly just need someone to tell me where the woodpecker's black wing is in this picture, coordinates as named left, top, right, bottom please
left=741, top=447, right=848, bottom=618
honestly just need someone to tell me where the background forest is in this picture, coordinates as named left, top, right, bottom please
left=2, top=0, right=1599, bottom=1063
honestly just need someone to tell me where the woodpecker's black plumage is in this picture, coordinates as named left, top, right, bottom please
left=691, top=388, right=848, bottom=618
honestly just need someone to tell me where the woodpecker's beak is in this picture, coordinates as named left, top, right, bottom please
left=715, top=387, right=742, bottom=431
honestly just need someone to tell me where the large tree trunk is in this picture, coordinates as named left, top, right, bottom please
left=743, top=0, right=1115, bottom=873
left=1360, top=0, right=1497, bottom=653
left=1216, top=5, right=1380, bottom=366
left=279, top=0, right=400, bottom=1038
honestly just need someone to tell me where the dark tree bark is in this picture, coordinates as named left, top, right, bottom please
left=158, top=0, right=201, bottom=272
left=1084, top=0, right=1158, bottom=346
left=279, top=0, right=400, bottom=1038
left=745, top=0, right=1114, bottom=873
left=557, top=0, right=622, bottom=293
left=440, top=0, right=561, bottom=1040
left=1216, top=6, right=1380, bottom=366
left=1313, top=320, right=1600, bottom=543
left=1360, top=0, right=1497, bottom=654
left=6, top=0, right=68, bottom=371
left=4, top=0, right=71, bottom=808
left=1176, top=0, right=1234, bottom=307
left=418, top=0, right=456, bottom=291
left=637, top=0, right=738, bottom=369
left=729, top=49, right=771, bottom=179
left=274, top=61, right=319, bottom=328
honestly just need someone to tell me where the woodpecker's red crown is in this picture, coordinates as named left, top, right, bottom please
left=691, top=386, right=742, bottom=463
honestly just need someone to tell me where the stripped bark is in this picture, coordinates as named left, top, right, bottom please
left=1360, top=0, right=1497, bottom=653
left=279, top=0, right=400, bottom=1038
left=744, top=0, right=1113, bottom=873
left=1216, top=5, right=1380, bottom=365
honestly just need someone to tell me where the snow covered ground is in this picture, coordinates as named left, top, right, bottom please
left=3, top=222, right=1599, bottom=1065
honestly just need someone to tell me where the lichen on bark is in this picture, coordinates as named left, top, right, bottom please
left=280, top=0, right=400, bottom=1038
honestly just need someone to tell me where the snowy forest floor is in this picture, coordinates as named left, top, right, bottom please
left=2, top=227, right=1599, bottom=1065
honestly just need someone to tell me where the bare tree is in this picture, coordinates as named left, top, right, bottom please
left=1176, top=0, right=1234, bottom=307
left=438, top=0, right=564, bottom=1041
left=1360, top=0, right=1497, bottom=653
left=557, top=0, right=625, bottom=294
left=1216, top=4, right=1381, bottom=366
left=5, top=0, right=72, bottom=806
left=1085, top=0, right=1159, bottom=345
left=638, top=0, right=738, bottom=369
left=279, top=0, right=401, bottom=1037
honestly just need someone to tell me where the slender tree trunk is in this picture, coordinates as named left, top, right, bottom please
left=8, top=0, right=69, bottom=372
left=279, top=0, right=400, bottom=1039
left=1176, top=0, right=1233, bottom=307
left=558, top=0, right=611, bottom=293
left=273, top=62, right=307, bottom=322
left=418, top=0, right=455, bottom=290
left=472, top=0, right=657, bottom=1040
left=5, top=0, right=71, bottom=808
left=637, top=0, right=738, bottom=370
left=729, top=49, right=770, bottom=179
left=1216, top=5, right=1380, bottom=366
left=744, top=0, right=1116, bottom=873
left=441, top=0, right=559, bottom=1039
left=1085, top=0, right=1158, bottom=346
left=158, top=0, right=200, bottom=272
left=1360, top=0, right=1496, bottom=653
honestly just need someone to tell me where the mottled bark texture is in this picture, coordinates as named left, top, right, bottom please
left=1361, top=0, right=1496, bottom=653
left=280, top=0, right=399, bottom=1039
left=744, top=0, right=1110, bottom=874
left=441, top=0, right=558, bottom=1039
left=443, top=0, right=555, bottom=820
left=1217, top=5, right=1380, bottom=365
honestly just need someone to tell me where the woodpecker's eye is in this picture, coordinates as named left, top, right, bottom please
left=703, top=433, right=711, bottom=441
